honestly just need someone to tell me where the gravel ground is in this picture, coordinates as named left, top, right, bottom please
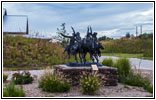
left=3, top=57, right=153, bottom=97
left=3, top=69, right=153, bottom=97
left=3, top=79, right=152, bottom=97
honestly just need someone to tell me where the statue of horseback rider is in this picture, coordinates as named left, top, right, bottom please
left=61, top=26, right=104, bottom=64
left=61, top=27, right=82, bottom=62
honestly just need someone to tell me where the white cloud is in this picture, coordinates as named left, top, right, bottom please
left=72, top=8, right=153, bottom=38
left=3, top=3, right=153, bottom=38
left=97, top=29, right=122, bottom=38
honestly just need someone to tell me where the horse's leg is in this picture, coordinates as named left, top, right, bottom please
left=95, top=55, right=99, bottom=63
left=82, top=53, right=85, bottom=64
left=89, top=52, right=94, bottom=63
left=98, top=50, right=101, bottom=57
left=83, top=53, right=87, bottom=64
left=75, top=53, right=78, bottom=63
left=68, top=53, right=70, bottom=59
left=91, top=55, right=94, bottom=63
left=79, top=52, right=82, bottom=63
left=84, top=53, right=87, bottom=64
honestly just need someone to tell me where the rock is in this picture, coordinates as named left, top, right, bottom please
left=53, top=65, right=118, bottom=86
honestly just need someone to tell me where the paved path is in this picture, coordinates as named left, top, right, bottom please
left=99, top=56, right=153, bottom=70
left=4, top=56, right=153, bottom=81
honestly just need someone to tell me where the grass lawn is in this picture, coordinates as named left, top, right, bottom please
left=101, top=53, right=153, bottom=60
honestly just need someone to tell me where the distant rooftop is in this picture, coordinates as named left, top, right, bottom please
left=3, top=8, right=7, bottom=16
left=3, top=8, right=29, bottom=34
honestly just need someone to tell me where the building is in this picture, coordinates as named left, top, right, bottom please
left=3, top=8, right=29, bottom=34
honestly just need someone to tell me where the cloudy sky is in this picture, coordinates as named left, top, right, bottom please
left=3, top=2, right=153, bottom=38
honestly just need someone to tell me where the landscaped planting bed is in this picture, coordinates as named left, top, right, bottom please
left=3, top=69, right=153, bottom=97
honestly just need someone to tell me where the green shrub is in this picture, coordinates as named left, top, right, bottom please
left=111, top=58, right=153, bottom=93
left=121, top=72, right=143, bottom=86
left=114, top=58, right=131, bottom=78
left=38, top=72, right=70, bottom=93
left=122, top=73, right=153, bottom=93
left=12, top=71, right=34, bottom=84
left=81, top=75, right=101, bottom=95
left=143, top=82, right=153, bottom=93
left=102, top=58, right=113, bottom=66
left=3, top=83, right=25, bottom=97
left=3, top=74, right=8, bottom=82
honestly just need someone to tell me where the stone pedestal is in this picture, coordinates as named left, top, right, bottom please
left=53, top=65, right=118, bottom=86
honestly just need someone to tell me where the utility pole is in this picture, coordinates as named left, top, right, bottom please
left=136, top=26, right=138, bottom=37
left=140, top=25, right=142, bottom=34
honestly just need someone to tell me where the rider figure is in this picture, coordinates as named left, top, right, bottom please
left=92, top=32, right=98, bottom=42
left=60, top=27, right=77, bottom=54
left=92, top=32, right=98, bottom=48
left=74, top=32, right=82, bottom=51
left=61, top=26, right=77, bottom=45
left=60, top=32, right=76, bottom=47
left=76, top=32, right=81, bottom=42
left=87, top=26, right=97, bottom=50
left=85, top=26, right=93, bottom=47
left=86, top=26, right=92, bottom=41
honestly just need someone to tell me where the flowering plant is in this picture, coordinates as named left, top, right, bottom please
left=81, top=75, right=101, bottom=95
left=12, top=71, right=34, bottom=84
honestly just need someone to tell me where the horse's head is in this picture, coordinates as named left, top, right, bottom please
left=70, top=45, right=78, bottom=54
left=98, top=43, right=104, bottom=50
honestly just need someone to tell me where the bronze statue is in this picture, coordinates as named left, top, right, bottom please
left=61, top=26, right=104, bottom=66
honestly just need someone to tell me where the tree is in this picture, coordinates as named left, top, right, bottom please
left=53, top=23, right=69, bottom=46
left=138, top=33, right=153, bottom=40
left=125, top=32, right=131, bottom=38
left=98, top=36, right=113, bottom=41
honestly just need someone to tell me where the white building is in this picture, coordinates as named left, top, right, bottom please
left=3, top=8, right=29, bottom=34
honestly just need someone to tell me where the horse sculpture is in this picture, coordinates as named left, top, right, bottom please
left=61, top=26, right=104, bottom=65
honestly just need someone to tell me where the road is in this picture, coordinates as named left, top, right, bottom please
left=99, top=56, right=153, bottom=70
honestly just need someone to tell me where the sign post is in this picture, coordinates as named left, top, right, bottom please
left=91, top=64, right=98, bottom=71
left=91, top=64, right=98, bottom=75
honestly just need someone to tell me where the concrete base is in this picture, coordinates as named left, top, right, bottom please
left=53, top=65, right=118, bottom=86
left=67, top=62, right=103, bottom=67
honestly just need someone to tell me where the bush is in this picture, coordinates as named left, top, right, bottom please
left=102, top=58, right=113, bottom=66
left=114, top=58, right=131, bottom=78
left=122, top=73, right=153, bottom=93
left=12, top=71, right=34, bottom=84
left=3, top=83, right=25, bottom=97
left=81, top=75, right=101, bottom=95
left=3, top=74, right=8, bottom=82
left=38, top=72, right=70, bottom=93
left=106, top=58, right=153, bottom=93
